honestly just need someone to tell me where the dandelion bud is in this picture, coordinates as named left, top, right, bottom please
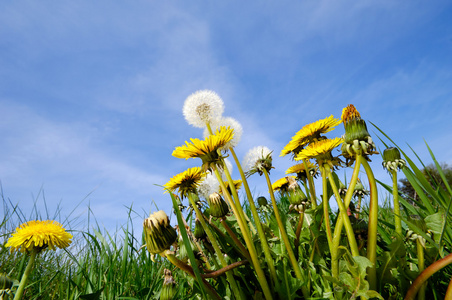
left=382, top=147, right=406, bottom=172
left=207, top=192, right=229, bottom=218
left=353, top=179, right=369, bottom=198
left=338, top=180, right=347, bottom=197
left=406, top=215, right=428, bottom=248
left=193, top=218, right=206, bottom=240
left=160, top=269, right=176, bottom=300
left=257, top=196, right=268, bottom=207
left=286, top=176, right=309, bottom=212
left=143, top=211, right=177, bottom=255
left=341, top=104, right=378, bottom=159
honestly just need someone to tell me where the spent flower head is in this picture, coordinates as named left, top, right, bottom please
left=243, top=146, right=273, bottom=176
left=143, top=211, right=177, bottom=256
left=6, top=220, right=72, bottom=253
left=341, top=104, right=378, bottom=164
left=183, top=90, right=224, bottom=128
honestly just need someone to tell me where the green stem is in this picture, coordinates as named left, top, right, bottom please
left=391, top=170, right=403, bottom=237
left=213, top=166, right=273, bottom=300
left=303, top=159, right=317, bottom=208
left=220, top=218, right=251, bottom=261
left=416, top=240, right=426, bottom=300
left=324, top=165, right=360, bottom=257
left=188, top=193, right=243, bottom=300
left=263, top=168, right=309, bottom=299
left=230, top=148, right=278, bottom=286
left=405, top=253, right=452, bottom=300
left=294, top=209, right=305, bottom=260
left=165, top=251, right=222, bottom=300
left=361, top=158, right=378, bottom=291
left=14, top=249, right=38, bottom=300
left=330, top=156, right=361, bottom=278
left=321, top=167, right=334, bottom=256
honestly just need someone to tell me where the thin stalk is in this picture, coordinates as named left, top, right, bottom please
left=220, top=218, right=251, bottom=261
left=187, top=194, right=243, bottom=300
left=405, top=253, right=452, bottom=300
left=321, top=167, right=334, bottom=254
left=330, top=156, right=361, bottom=278
left=294, top=209, right=305, bottom=260
left=164, top=251, right=222, bottom=300
left=391, top=170, right=403, bottom=237
left=445, top=276, right=452, bottom=300
left=263, top=168, right=309, bottom=299
left=303, top=159, right=317, bottom=208
left=14, top=249, right=38, bottom=300
left=213, top=166, right=273, bottom=300
left=416, top=240, right=426, bottom=300
left=324, top=165, right=360, bottom=257
left=230, top=148, right=277, bottom=285
left=361, top=158, right=378, bottom=291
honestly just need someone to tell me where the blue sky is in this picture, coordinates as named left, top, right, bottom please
left=1, top=1, right=451, bottom=232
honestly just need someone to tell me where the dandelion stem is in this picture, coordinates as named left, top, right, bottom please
left=417, top=240, right=426, bottom=300
left=263, top=168, right=309, bottom=299
left=213, top=166, right=273, bottom=300
left=361, top=158, right=378, bottom=291
left=303, top=159, right=317, bottom=208
left=187, top=193, right=243, bottom=300
left=391, top=170, right=403, bottom=237
left=230, top=148, right=278, bottom=285
left=14, top=248, right=38, bottom=300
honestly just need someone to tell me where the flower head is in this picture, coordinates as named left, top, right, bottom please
left=341, top=104, right=377, bottom=162
left=220, top=179, right=242, bottom=195
left=382, top=147, right=406, bottom=172
left=183, top=90, right=224, bottom=128
left=6, top=220, right=72, bottom=253
left=143, top=211, right=177, bottom=255
left=296, top=138, right=343, bottom=168
left=207, top=192, right=229, bottom=218
left=285, top=161, right=318, bottom=181
left=281, top=115, right=341, bottom=158
left=204, top=117, right=243, bottom=149
left=172, top=126, right=234, bottom=171
left=243, top=146, right=273, bottom=176
left=164, top=167, right=207, bottom=199
left=197, top=172, right=220, bottom=200
left=285, top=176, right=309, bottom=212
left=272, top=176, right=293, bottom=193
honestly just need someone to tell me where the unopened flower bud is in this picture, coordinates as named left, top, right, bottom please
left=382, top=147, right=406, bottom=172
left=193, top=218, right=206, bottom=240
left=341, top=105, right=378, bottom=160
left=286, top=176, right=309, bottom=212
left=207, top=192, right=229, bottom=218
left=160, top=269, right=176, bottom=300
left=353, top=179, right=369, bottom=198
left=257, top=196, right=268, bottom=207
left=143, top=211, right=177, bottom=255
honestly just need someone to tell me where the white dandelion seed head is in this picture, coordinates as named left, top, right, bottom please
left=243, top=146, right=273, bottom=172
left=197, top=173, right=220, bottom=200
left=204, top=117, right=243, bottom=148
left=216, top=158, right=233, bottom=181
left=183, top=90, right=225, bottom=128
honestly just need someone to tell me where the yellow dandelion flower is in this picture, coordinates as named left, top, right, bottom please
left=272, top=176, right=295, bottom=192
left=172, top=126, right=234, bottom=171
left=6, top=220, right=72, bottom=253
left=285, top=161, right=316, bottom=175
left=220, top=179, right=242, bottom=195
left=296, top=138, right=343, bottom=166
left=280, top=115, right=341, bottom=157
left=164, top=167, right=207, bottom=199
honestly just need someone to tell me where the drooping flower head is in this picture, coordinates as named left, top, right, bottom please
left=143, top=211, right=177, bottom=256
left=243, top=146, right=273, bottom=176
left=164, top=167, right=207, bottom=199
left=160, top=269, right=177, bottom=300
left=281, top=115, right=341, bottom=158
left=382, top=147, right=406, bottom=172
left=285, top=161, right=318, bottom=181
left=204, top=117, right=243, bottom=149
left=341, top=104, right=377, bottom=164
left=296, top=137, right=343, bottom=169
left=172, top=126, right=234, bottom=171
left=183, top=90, right=224, bottom=128
left=6, top=220, right=72, bottom=253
